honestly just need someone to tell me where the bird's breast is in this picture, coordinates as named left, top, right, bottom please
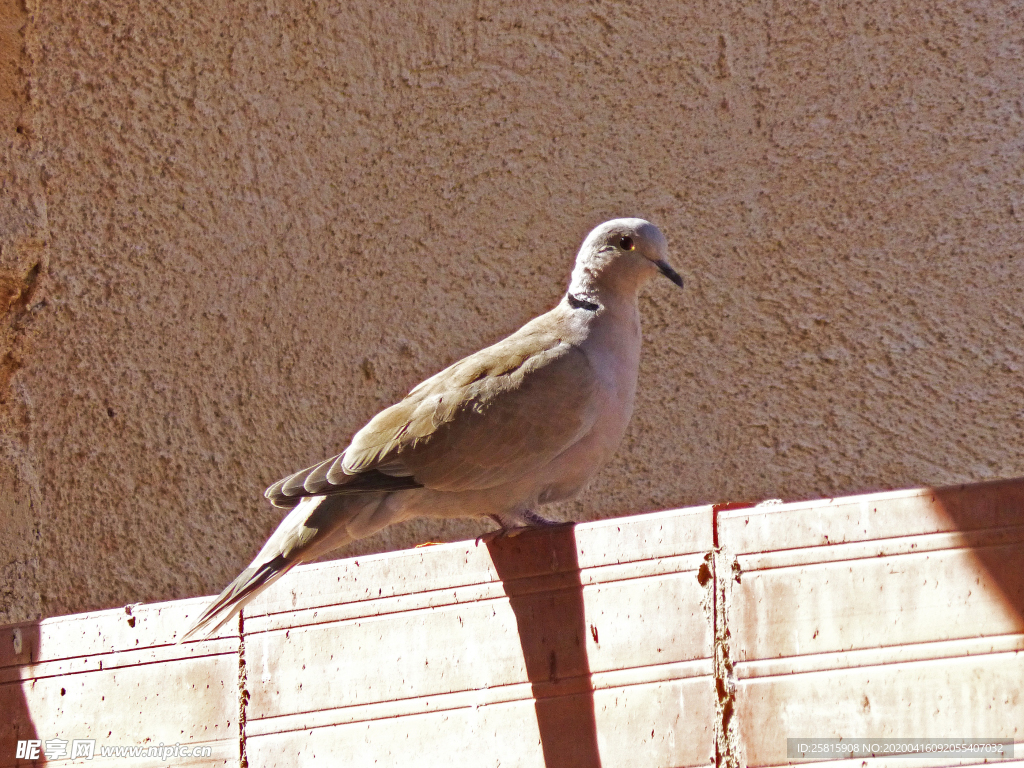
left=581, top=303, right=643, bottom=408
left=533, top=304, right=643, bottom=504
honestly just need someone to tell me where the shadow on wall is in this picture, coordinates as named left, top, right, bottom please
left=1, top=622, right=41, bottom=765
left=932, top=480, right=1024, bottom=629
left=487, top=525, right=603, bottom=768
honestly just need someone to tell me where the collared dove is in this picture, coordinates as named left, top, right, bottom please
left=181, top=218, right=683, bottom=641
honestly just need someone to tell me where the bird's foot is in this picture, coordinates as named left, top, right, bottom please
left=475, top=513, right=568, bottom=546
left=475, top=526, right=531, bottom=546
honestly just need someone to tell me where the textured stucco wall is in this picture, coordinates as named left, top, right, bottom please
left=2, top=0, right=1023, bottom=623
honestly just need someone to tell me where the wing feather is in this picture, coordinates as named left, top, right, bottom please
left=265, top=307, right=597, bottom=505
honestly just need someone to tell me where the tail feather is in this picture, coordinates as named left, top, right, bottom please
left=180, top=493, right=403, bottom=643
left=179, top=555, right=293, bottom=642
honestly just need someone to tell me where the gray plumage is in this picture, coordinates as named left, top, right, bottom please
left=181, top=218, right=682, bottom=641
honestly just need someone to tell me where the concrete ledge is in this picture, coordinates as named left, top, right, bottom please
left=3, top=479, right=1023, bottom=767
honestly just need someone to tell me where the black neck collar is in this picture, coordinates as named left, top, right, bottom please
left=567, top=292, right=600, bottom=311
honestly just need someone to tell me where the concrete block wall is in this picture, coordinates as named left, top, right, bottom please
left=2, top=478, right=1022, bottom=767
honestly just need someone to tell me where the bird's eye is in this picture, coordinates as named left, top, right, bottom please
left=618, top=236, right=634, bottom=251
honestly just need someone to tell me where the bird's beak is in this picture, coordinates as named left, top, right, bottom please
left=656, top=259, right=684, bottom=288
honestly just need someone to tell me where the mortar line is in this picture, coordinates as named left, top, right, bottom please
left=713, top=505, right=740, bottom=768
left=238, top=611, right=248, bottom=768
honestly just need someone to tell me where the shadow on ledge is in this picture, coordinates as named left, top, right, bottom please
left=932, top=478, right=1024, bottom=630
left=487, top=524, right=602, bottom=768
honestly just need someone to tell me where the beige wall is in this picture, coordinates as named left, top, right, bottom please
left=2, top=0, right=1022, bottom=623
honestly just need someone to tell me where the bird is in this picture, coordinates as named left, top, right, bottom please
left=180, top=218, right=683, bottom=641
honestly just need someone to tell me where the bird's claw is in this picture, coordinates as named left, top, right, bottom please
left=476, top=527, right=527, bottom=546
left=475, top=518, right=573, bottom=546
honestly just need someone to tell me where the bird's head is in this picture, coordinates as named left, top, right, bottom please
left=569, top=218, right=683, bottom=301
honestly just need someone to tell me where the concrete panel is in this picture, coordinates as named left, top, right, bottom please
left=244, top=509, right=715, bottom=767
left=732, top=544, right=1024, bottom=661
left=721, top=480, right=1024, bottom=555
left=719, top=481, right=1024, bottom=768
left=735, top=653, right=1024, bottom=768
left=0, top=598, right=237, bottom=768
left=247, top=677, right=715, bottom=768
left=243, top=505, right=715, bottom=623
left=246, top=570, right=709, bottom=720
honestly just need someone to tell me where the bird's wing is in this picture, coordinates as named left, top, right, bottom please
left=265, top=310, right=598, bottom=507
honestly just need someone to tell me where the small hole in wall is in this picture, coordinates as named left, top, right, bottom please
left=107, top=407, right=115, bottom=418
